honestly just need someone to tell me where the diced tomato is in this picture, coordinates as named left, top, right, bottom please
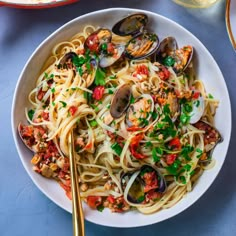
left=157, top=66, right=170, bottom=80
left=77, top=49, right=85, bottom=55
left=86, top=34, right=99, bottom=52
left=130, top=134, right=147, bottom=159
left=58, top=171, right=66, bottom=179
left=62, top=159, right=70, bottom=172
left=107, top=43, right=115, bottom=54
left=66, top=191, right=72, bottom=200
left=37, top=88, right=46, bottom=101
left=107, top=195, right=115, bottom=204
left=168, top=137, right=181, bottom=150
left=60, top=182, right=71, bottom=193
left=166, top=154, right=177, bottom=165
left=85, top=142, right=93, bottom=150
left=143, top=171, right=158, bottom=193
left=33, top=126, right=46, bottom=141
left=146, top=190, right=161, bottom=201
left=69, top=106, right=77, bottom=116
left=192, top=90, right=200, bottom=99
left=87, top=196, right=102, bottom=209
left=20, top=125, right=34, bottom=138
left=48, top=140, right=59, bottom=153
left=126, top=126, right=144, bottom=132
left=136, top=65, right=149, bottom=76
left=93, top=86, right=105, bottom=100
left=42, top=111, right=49, bottom=121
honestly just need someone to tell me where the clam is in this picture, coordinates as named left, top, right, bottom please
left=126, top=94, right=154, bottom=128
left=181, top=92, right=205, bottom=124
left=156, top=37, right=193, bottom=74
left=59, top=52, right=77, bottom=65
left=112, top=13, right=148, bottom=36
left=194, top=120, right=222, bottom=154
left=99, top=44, right=125, bottom=68
left=84, top=28, right=112, bottom=53
left=189, top=94, right=205, bottom=124
left=121, top=165, right=166, bottom=204
left=165, top=92, right=180, bottom=122
left=110, top=84, right=131, bottom=119
left=125, top=32, right=159, bottom=60
left=18, top=123, right=35, bottom=152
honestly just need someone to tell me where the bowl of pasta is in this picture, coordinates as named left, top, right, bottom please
left=12, top=8, right=231, bottom=227
left=0, top=0, right=78, bottom=8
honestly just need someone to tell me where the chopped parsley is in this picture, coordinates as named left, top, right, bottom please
left=96, top=204, right=104, bottom=212
left=59, top=101, right=67, bottom=108
left=28, top=109, right=35, bottom=121
left=196, top=148, right=203, bottom=158
left=152, top=146, right=163, bottom=162
left=95, top=67, right=106, bottom=86
left=111, top=142, right=122, bottom=156
left=181, top=145, right=194, bottom=161
left=166, top=159, right=181, bottom=175
left=89, top=120, right=98, bottom=127
left=208, top=93, right=214, bottom=99
left=163, top=56, right=175, bottom=67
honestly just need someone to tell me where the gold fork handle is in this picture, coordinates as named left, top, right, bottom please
left=69, top=132, right=85, bottom=236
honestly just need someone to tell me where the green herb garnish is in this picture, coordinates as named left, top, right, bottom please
left=59, top=101, right=67, bottom=108
left=95, top=67, right=106, bottom=86
left=89, top=120, right=98, bottom=127
left=163, top=56, right=175, bottom=67
left=111, top=142, right=122, bottom=156
left=28, top=109, right=35, bottom=121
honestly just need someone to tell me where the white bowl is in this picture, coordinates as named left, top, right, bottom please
left=11, top=8, right=231, bottom=227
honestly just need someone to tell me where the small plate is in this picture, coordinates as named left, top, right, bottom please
left=0, top=0, right=78, bottom=9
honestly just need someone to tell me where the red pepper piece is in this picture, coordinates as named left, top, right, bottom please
left=93, top=86, right=105, bottom=100
left=130, top=133, right=147, bottom=159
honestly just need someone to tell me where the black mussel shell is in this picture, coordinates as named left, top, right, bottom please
left=112, top=13, right=148, bottom=36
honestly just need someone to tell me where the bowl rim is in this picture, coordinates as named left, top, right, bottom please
left=11, top=7, right=232, bottom=227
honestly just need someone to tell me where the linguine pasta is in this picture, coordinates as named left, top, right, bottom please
left=19, top=23, right=220, bottom=214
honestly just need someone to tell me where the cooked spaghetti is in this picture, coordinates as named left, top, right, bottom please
left=19, top=22, right=221, bottom=214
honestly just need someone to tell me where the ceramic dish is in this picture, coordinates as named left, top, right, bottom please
left=0, top=0, right=77, bottom=8
left=11, top=8, right=231, bottom=227
left=226, top=0, right=236, bottom=51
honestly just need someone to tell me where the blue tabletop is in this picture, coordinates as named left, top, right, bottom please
left=1, top=0, right=236, bottom=235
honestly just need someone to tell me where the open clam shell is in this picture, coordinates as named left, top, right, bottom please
left=99, top=44, right=125, bottom=68
left=58, top=52, right=78, bottom=66
left=156, top=37, right=193, bottom=74
left=180, top=93, right=205, bottom=124
left=194, top=120, right=223, bottom=153
left=84, top=28, right=112, bottom=53
left=126, top=94, right=154, bottom=128
left=125, top=32, right=159, bottom=60
left=112, top=13, right=148, bottom=36
left=18, top=123, right=36, bottom=153
left=110, top=84, right=131, bottom=119
left=121, top=165, right=166, bottom=204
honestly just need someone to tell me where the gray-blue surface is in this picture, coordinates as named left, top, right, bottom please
left=0, top=0, right=235, bottom=235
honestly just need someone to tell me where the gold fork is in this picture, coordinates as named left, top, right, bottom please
left=69, top=131, right=85, bottom=236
